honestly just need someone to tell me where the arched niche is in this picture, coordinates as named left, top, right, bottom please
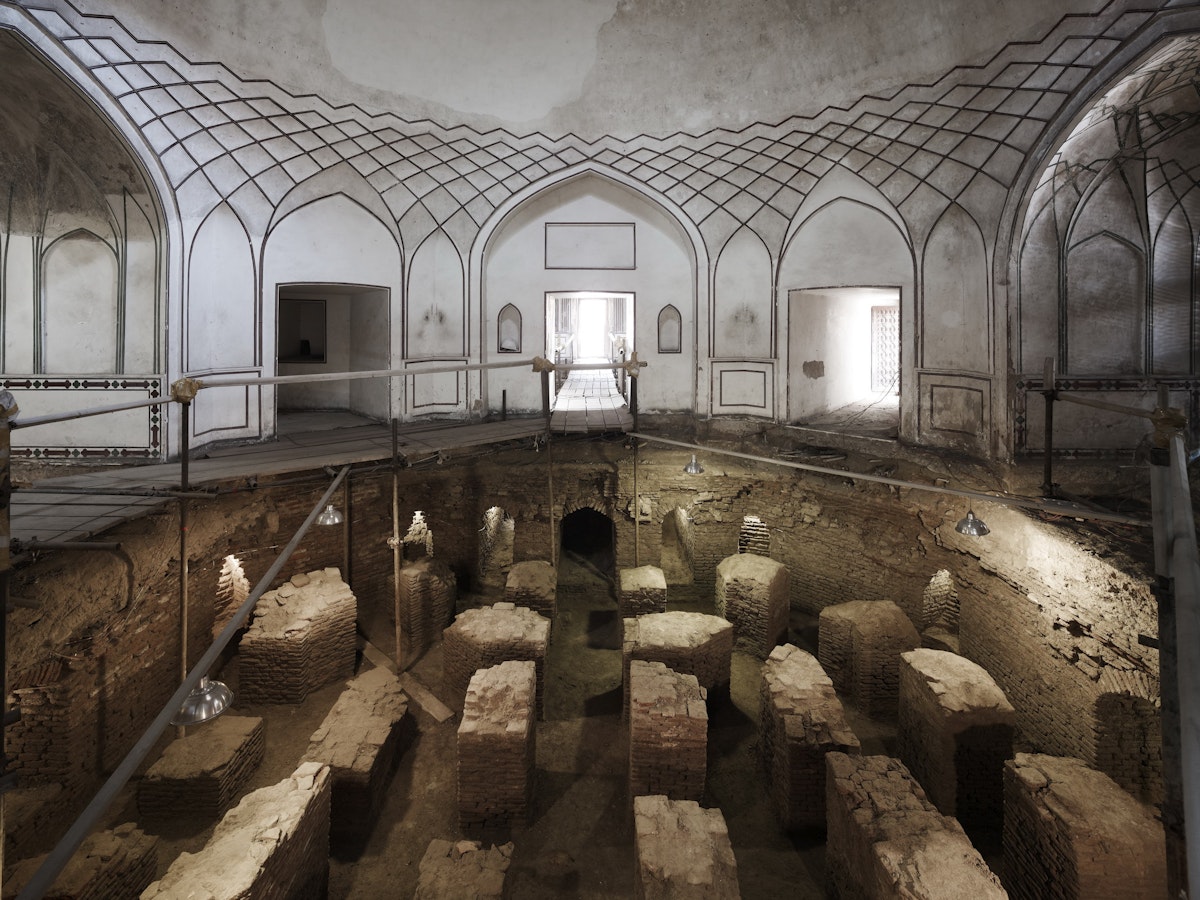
left=1151, top=202, right=1192, bottom=373
left=922, top=205, right=989, bottom=372
left=658, top=305, right=682, bottom=354
left=780, top=198, right=912, bottom=429
left=262, top=194, right=400, bottom=425
left=407, top=230, right=465, bottom=358
left=480, top=170, right=697, bottom=414
left=497, top=304, right=522, bottom=353
left=660, top=506, right=695, bottom=585
left=187, top=202, right=256, bottom=372
left=43, top=231, right=118, bottom=373
left=1017, top=198, right=1061, bottom=372
left=713, top=228, right=772, bottom=358
left=1066, top=232, right=1145, bottom=374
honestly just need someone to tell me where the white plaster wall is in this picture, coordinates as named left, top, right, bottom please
left=714, top=229, right=772, bottom=359
left=483, top=176, right=695, bottom=413
left=124, top=199, right=160, bottom=374
left=4, top=235, right=35, bottom=373
left=66, top=0, right=1108, bottom=138
left=407, top=231, right=465, bottom=358
left=921, top=205, right=989, bottom=373
left=43, top=233, right=117, bottom=373
left=187, top=203, right=256, bottom=372
left=350, top=288, right=391, bottom=420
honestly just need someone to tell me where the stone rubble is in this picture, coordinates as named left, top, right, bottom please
left=413, top=839, right=514, bottom=900
left=623, top=611, right=733, bottom=717
left=302, top=666, right=412, bottom=847
left=138, top=715, right=265, bottom=823
left=618, top=565, right=668, bottom=619
left=632, top=795, right=740, bottom=900
left=457, top=660, right=537, bottom=836
left=825, top=752, right=1007, bottom=900
left=628, top=660, right=708, bottom=803
left=443, top=602, right=550, bottom=716
left=504, top=559, right=558, bottom=619
left=239, top=569, right=357, bottom=704
left=714, top=553, right=788, bottom=658
left=142, top=761, right=331, bottom=900
left=898, top=649, right=1015, bottom=837
left=3, top=823, right=158, bottom=900
left=1003, top=753, right=1167, bottom=900
left=759, top=644, right=860, bottom=830
left=818, top=600, right=920, bottom=720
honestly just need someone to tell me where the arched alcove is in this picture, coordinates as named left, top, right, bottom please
left=479, top=506, right=515, bottom=589
left=407, top=230, right=465, bottom=358
left=478, top=169, right=700, bottom=414
left=713, top=228, right=773, bottom=358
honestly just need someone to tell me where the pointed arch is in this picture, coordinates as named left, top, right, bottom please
left=714, top=227, right=773, bottom=358
left=186, top=202, right=257, bottom=372
left=407, top=229, right=465, bottom=358
left=922, top=204, right=989, bottom=372
left=471, top=163, right=708, bottom=415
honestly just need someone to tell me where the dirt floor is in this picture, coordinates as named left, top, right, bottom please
left=110, top=546, right=898, bottom=899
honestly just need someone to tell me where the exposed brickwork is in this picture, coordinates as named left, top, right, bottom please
left=457, top=660, right=537, bottom=836
left=143, top=761, right=332, bottom=900
left=618, top=565, right=668, bottom=619
left=633, top=795, right=740, bottom=900
left=3, top=823, right=158, bottom=900
left=819, top=600, right=920, bottom=720
left=504, top=560, right=558, bottom=619
left=1003, top=753, right=1167, bottom=900
left=714, top=552, right=788, bottom=658
left=825, top=753, right=1007, bottom=900
left=898, top=649, right=1015, bottom=839
left=398, top=558, right=457, bottom=666
left=622, top=612, right=732, bottom=716
left=759, top=644, right=860, bottom=830
left=138, top=715, right=265, bottom=823
left=239, top=569, right=357, bottom=704
left=302, top=667, right=412, bottom=848
left=443, top=603, right=550, bottom=716
left=628, top=660, right=707, bottom=804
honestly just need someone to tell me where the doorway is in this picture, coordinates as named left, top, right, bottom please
left=276, top=283, right=390, bottom=422
left=787, top=286, right=900, bottom=435
left=546, top=291, right=634, bottom=366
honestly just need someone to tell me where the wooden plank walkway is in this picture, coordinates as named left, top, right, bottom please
left=550, top=364, right=633, bottom=434
left=10, top=415, right=549, bottom=545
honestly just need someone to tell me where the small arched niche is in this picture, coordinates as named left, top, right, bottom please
left=658, top=304, right=682, bottom=353
left=497, top=303, right=522, bottom=353
left=214, top=554, right=250, bottom=638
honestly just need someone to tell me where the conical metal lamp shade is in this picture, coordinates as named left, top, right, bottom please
left=316, top=503, right=344, bottom=526
left=171, top=676, right=233, bottom=726
left=955, top=510, right=990, bottom=537
left=683, top=453, right=704, bottom=475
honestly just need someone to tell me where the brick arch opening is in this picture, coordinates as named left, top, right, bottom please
left=559, top=506, right=615, bottom=582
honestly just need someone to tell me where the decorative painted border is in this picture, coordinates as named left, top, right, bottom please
left=2, top=376, right=162, bottom=458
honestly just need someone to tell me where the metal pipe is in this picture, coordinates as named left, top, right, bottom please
left=177, top=399, right=190, bottom=741
left=633, top=441, right=640, bottom=566
left=16, top=466, right=350, bottom=900
left=1041, top=357, right=1056, bottom=497
left=11, top=395, right=172, bottom=430
left=391, top=419, right=403, bottom=669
